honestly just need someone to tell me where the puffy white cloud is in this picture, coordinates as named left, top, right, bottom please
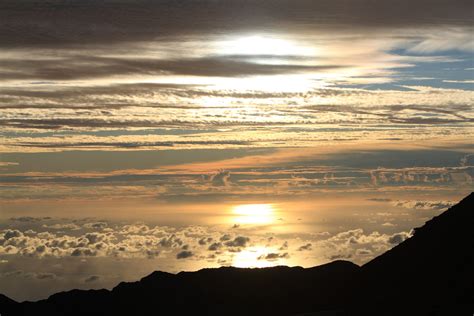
left=316, top=228, right=413, bottom=263
left=0, top=217, right=414, bottom=267
left=0, top=223, right=218, bottom=260
left=393, top=200, right=455, bottom=210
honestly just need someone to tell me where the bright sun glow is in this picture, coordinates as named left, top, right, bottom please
left=232, top=246, right=280, bottom=268
left=217, top=35, right=315, bottom=56
left=210, top=35, right=323, bottom=93
left=232, top=204, right=276, bottom=225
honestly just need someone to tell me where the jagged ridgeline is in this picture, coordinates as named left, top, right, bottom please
left=1, top=193, right=473, bottom=316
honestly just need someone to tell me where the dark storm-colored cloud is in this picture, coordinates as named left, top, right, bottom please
left=159, top=235, right=183, bottom=248
left=388, top=232, right=411, bottom=245
left=71, top=248, right=97, bottom=257
left=219, top=234, right=232, bottom=242
left=258, top=252, right=289, bottom=260
left=84, top=275, right=101, bottom=283
left=329, top=253, right=352, bottom=260
left=224, top=236, right=250, bottom=248
left=298, top=243, right=312, bottom=251
left=198, top=237, right=213, bottom=245
left=176, top=250, right=193, bottom=259
left=3, top=230, right=23, bottom=240
left=0, top=0, right=471, bottom=48
left=208, top=242, right=222, bottom=251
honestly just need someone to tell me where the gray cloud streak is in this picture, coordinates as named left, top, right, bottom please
left=1, top=0, right=472, bottom=48
left=0, top=56, right=344, bottom=81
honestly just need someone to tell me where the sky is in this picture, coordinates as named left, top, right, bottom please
left=0, top=0, right=473, bottom=301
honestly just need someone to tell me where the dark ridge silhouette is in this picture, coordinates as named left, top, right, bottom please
left=350, top=192, right=474, bottom=315
left=0, top=294, right=16, bottom=309
left=1, top=193, right=473, bottom=316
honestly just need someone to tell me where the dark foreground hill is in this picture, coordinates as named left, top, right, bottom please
left=1, top=193, right=473, bottom=316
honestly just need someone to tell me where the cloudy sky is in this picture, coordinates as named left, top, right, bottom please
left=0, top=0, right=473, bottom=301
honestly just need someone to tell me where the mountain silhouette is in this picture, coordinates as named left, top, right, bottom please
left=353, top=192, right=474, bottom=315
left=1, top=193, right=472, bottom=316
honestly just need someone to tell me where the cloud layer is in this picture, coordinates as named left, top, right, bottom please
left=0, top=217, right=412, bottom=266
left=1, top=0, right=472, bottom=48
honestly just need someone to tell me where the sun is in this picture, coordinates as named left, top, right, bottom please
left=232, top=204, right=276, bottom=225
left=208, top=34, right=320, bottom=93
left=216, top=35, right=315, bottom=57
left=232, top=246, right=275, bottom=268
